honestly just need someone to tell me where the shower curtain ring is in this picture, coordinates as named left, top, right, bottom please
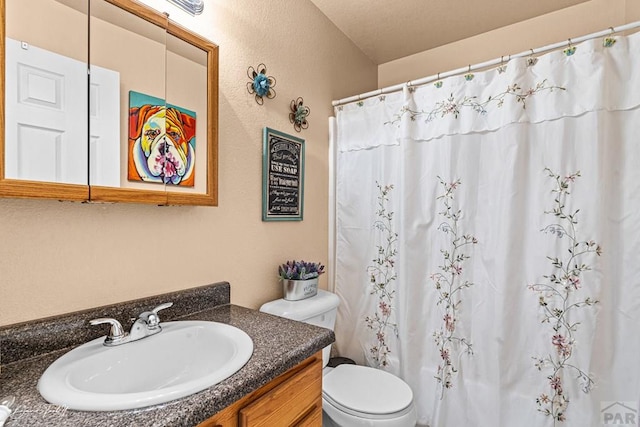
left=527, top=49, right=538, bottom=67
left=498, top=56, right=507, bottom=74
left=406, top=80, right=415, bottom=92
left=464, top=65, right=474, bottom=81
left=564, top=38, right=576, bottom=56
left=434, top=73, right=443, bottom=88
left=604, top=27, right=617, bottom=47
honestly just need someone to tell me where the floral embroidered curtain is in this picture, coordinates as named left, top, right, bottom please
left=333, top=31, right=640, bottom=426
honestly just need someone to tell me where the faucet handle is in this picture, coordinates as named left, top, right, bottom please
left=89, top=318, right=127, bottom=345
left=140, top=302, right=173, bottom=329
left=152, top=302, right=173, bottom=315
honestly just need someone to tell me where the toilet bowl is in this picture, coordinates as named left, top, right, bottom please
left=322, top=364, right=417, bottom=427
left=260, top=290, right=417, bottom=427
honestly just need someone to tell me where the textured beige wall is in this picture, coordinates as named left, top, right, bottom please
left=379, top=0, right=635, bottom=87
left=6, top=0, right=87, bottom=62
left=627, top=0, right=640, bottom=20
left=0, top=0, right=376, bottom=325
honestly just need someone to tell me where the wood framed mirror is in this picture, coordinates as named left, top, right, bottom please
left=0, top=0, right=218, bottom=205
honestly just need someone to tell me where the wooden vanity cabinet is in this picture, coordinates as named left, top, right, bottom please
left=198, top=351, right=323, bottom=427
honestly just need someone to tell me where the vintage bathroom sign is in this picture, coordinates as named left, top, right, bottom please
left=262, top=127, right=304, bottom=221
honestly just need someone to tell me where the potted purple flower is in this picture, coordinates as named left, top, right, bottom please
left=278, top=260, right=325, bottom=301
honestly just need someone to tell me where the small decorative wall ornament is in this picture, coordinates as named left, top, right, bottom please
left=247, top=63, right=276, bottom=105
left=289, top=97, right=310, bottom=132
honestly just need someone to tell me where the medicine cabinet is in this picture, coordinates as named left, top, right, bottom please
left=1, top=0, right=218, bottom=205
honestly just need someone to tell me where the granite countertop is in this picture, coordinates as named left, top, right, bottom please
left=0, top=283, right=334, bottom=427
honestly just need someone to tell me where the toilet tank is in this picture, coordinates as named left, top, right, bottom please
left=260, top=290, right=340, bottom=367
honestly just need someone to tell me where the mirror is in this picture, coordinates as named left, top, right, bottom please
left=89, top=0, right=168, bottom=202
left=0, top=0, right=218, bottom=205
left=2, top=0, right=89, bottom=200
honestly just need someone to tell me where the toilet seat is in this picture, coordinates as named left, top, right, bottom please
left=322, top=364, right=413, bottom=419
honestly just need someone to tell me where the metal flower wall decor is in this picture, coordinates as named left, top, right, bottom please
left=289, top=97, right=310, bottom=132
left=247, top=64, right=276, bottom=105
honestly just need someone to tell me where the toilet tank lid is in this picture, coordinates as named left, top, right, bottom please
left=259, top=290, right=340, bottom=321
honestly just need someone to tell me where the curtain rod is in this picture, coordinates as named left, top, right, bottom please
left=332, top=20, right=640, bottom=107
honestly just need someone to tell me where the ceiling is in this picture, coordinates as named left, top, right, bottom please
left=309, top=0, right=591, bottom=64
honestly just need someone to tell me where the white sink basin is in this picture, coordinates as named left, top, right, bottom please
left=37, top=321, right=253, bottom=411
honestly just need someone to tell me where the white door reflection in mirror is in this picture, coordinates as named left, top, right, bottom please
left=89, top=66, right=120, bottom=187
left=5, top=38, right=86, bottom=184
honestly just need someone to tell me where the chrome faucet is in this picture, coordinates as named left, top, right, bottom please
left=89, top=302, right=173, bottom=346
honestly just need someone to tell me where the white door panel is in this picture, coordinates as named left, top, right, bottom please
left=6, top=38, right=121, bottom=188
left=5, top=37, right=87, bottom=185
left=89, top=65, right=120, bottom=187
left=16, top=125, right=64, bottom=182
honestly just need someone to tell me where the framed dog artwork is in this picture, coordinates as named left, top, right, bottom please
left=262, top=128, right=305, bottom=221
left=128, top=90, right=197, bottom=187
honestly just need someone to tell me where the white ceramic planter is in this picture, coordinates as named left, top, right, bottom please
left=282, top=277, right=318, bottom=301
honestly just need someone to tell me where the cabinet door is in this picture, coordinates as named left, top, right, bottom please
left=293, top=406, right=322, bottom=426
left=197, top=403, right=238, bottom=427
left=1, top=0, right=218, bottom=205
left=238, top=357, right=322, bottom=427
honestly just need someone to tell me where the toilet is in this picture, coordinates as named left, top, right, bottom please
left=260, top=290, right=417, bottom=427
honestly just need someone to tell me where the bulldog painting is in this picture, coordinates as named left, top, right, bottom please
left=128, top=91, right=196, bottom=186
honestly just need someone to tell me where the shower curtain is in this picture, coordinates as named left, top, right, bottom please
left=333, top=32, right=640, bottom=426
